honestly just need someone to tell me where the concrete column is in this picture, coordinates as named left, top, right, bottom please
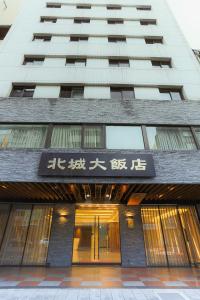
left=47, top=204, right=75, bottom=267
left=119, top=205, right=146, bottom=267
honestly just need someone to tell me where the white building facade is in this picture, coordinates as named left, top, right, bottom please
left=0, top=0, right=199, bottom=267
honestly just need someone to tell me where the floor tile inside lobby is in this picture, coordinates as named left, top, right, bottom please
left=0, top=267, right=199, bottom=289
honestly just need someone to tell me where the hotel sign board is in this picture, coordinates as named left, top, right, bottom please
left=38, top=152, right=156, bottom=178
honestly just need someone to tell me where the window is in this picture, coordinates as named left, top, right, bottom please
left=70, top=36, right=88, bottom=42
left=10, top=85, right=35, bottom=97
left=145, top=37, right=163, bottom=44
left=136, top=6, right=151, bottom=10
left=108, top=36, right=126, bottom=43
left=140, top=20, right=156, bottom=25
left=194, top=128, right=200, bottom=146
left=107, top=5, right=121, bottom=10
left=76, top=5, right=91, bottom=9
left=146, top=127, right=196, bottom=150
left=0, top=26, right=10, bottom=40
left=66, top=58, right=86, bottom=66
left=60, top=86, right=84, bottom=98
left=159, top=88, right=183, bottom=100
left=33, top=35, right=51, bottom=41
left=41, top=17, right=57, bottom=23
left=106, top=126, right=144, bottom=149
left=107, top=19, right=124, bottom=24
left=110, top=87, right=135, bottom=99
left=74, top=18, right=90, bottom=23
left=23, top=57, right=45, bottom=66
left=50, top=125, right=104, bottom=148
left=109, top=59, right=129, bottom=67
left=0, top=125, right=47, bottom=149
left=151, top=60, right=171, bottom=68
left=46, top=3, right=61, bottom=8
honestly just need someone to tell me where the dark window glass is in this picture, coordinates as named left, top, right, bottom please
left=76, top=5, right=91, bottom=9
left=0, top=26, right=10, bottom=40
left=137, top=6, right=151, bottom=10
left=10, top=86, right=35, bottom=98
left=110, top=87, right=135, bottom=100
left=23, top=57, right=44, bottom=65
left=70, top=36, right=88, bottom=41
left=107, top=5, right=121, bottom=10
left=46, top=3, right=61, bottom=8
left=74, top=18, right=90, bottom=23
left=145, top=38, right=163, bottom=44
left=140, top=20, right=156, bottom=25
left=66, top=58, right=86, bottom=66
left=60, top=86, right=84, bottom=98
left=109, top=59, right=129, bottom=67
left=108, top=36, right=126, bottom=43
left=107, top=19, right=124, bottom=24
left=33, top=35, right=51, bottom=41
left=151, top=60, right=171, bottom=68
left=41, top=17, right=57, bottom=23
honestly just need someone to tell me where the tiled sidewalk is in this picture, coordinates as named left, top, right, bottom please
left=0, top=267, right=199, bottom=288
left=0, top=289, right=199, bottom=300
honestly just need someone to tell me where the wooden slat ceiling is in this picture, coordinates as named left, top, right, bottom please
left=0, top=182, right=199, bottom=204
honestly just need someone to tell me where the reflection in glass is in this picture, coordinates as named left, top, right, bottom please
left=178, top=207, right=200, bottom=265
left=106, top=126, right=144, bottom=149
left=51, top=125, right=81, bottom=148
left=0, top=205, right=32, bottom=265
left=159, top=207, right=189, bottom=266
left=146, top=127, right=196, bottom=150
left=0, top=204, right=10, bottom=246
left=73, top=205, right=121, bottom=263
left=141, top=206, right=167, bottom=266
left=142, top=206, right=200, bottom=267
left=0, top=125, right=47, bottom=149
left=83, top=126, right=103, bottom=148
left=23, top=205, right=53, bottom=265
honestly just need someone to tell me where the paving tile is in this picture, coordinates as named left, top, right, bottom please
left=38, top=281, right=61, bottom=287
left=0, top=281, right=20, bottom=287
left=81, top=281, right=102, bottom=287
left=123, top=281, right=145, bottom=287
left=164, top=281, right=188, bottom=287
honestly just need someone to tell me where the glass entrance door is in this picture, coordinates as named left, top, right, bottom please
left=72, top=205, right=121, bottom=264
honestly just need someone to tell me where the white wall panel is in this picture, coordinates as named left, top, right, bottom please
left=84, top=86, right=110, bottom=98
left=34, top=85, right=60, bottom=98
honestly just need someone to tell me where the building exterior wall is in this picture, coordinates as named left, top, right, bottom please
left=120, top=205, right=146, bottom=267
left=0, top=0, right=23, bottom=25
left=47, top=204, right=75, bottom=267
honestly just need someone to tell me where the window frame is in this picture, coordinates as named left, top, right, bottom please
left=59, top=86, right=84, bottom=98
left=10, top=85, right=36, bottom=98
left=23, top=57, right=45, bottom=66
left=33, top=35, right=52, bottom=42
left=159, top=88, right=184, bottom=101
left=109, top=59, right=130, bottom=67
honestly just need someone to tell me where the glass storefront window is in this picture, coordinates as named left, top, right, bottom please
left=141, top=206, right=200, bottom=267
left=106, top=126, right=144, bottom=149
left=0, top=205, right=53, bottom=266
left=146, top=127, right=196, bottom=150
left=0, top=125, right=47, bottom=149
left=22, top=205, right=53, bottom=265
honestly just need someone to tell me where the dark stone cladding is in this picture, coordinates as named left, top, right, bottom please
left=47, top=204, right=75, bottom=267
left=0, top=97, right=200, bottom=125
left=119, top=205, right=146, bottom=267
left=0, top=149, right=200, bottom=184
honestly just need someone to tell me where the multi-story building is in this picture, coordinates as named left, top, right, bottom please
left=0, top=0, right=199, bottom=268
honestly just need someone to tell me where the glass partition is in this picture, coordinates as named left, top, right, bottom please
left=146, top=127, right=196, bottom=150
left=0, top=204, right=53, bottom=266
left=142, top=206, right=200, bottom=267
left=0, top=205, right=32, bottom=265
left=22, top=205, right=53, bottom=265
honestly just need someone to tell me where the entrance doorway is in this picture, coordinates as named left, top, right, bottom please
left=72, top=205, right=121, bottom=264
